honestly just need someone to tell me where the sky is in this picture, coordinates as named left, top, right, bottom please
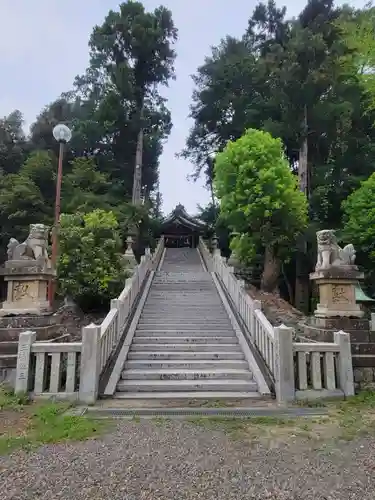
left=0, top=0, right=367, bottom=215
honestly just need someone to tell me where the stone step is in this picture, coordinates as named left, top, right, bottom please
left=136, top=324, right=233, bottom=330
left=137, top=323, right=233, bottom=329
left=133, top=336, right=238, bottom=345
left=113, top=391, right=263, bottom=400
left=127, top=351, right=245, bottom=360
left=116, top=379, right=257, bottom=393
left=124, top=359, right=249, bottom=370
left=145, top=298, right=222, bottom=302
left=134, top=330, right=235, bottom=337
left=121, top=369, right=252, bottom=381
left=130, top=343, right=241, bottom=352
left=141, top=312, right=229, bottom=318
left=142, top=307, right=223, bottom=311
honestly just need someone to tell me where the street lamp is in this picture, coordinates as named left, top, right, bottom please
left=48, top=124, right=72, bottom=306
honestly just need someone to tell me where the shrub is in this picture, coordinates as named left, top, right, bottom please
left=57, top=209, right=128, bottom=311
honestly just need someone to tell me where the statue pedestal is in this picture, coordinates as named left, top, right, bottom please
left=310, top=267, right=364, bottom=319
left=0, top=262, right=55, bottom=316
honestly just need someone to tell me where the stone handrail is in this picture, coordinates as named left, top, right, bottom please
left=275, top=325, right=355, bottom=402
left=15, top=237, right=165, bottom=402
left=198, top=237, right=276, bottom=377
left=15, top=331, right=82, bottom=398
left=198, top=237, right=355, bottom=402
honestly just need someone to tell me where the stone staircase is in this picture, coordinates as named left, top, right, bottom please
left=115, top=248, right=261, bottom=399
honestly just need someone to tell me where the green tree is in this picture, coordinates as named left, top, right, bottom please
left=342, top=172, right=375, bottom=291
left=0, top=173, right=47, bottom=261
left=58, top=209, right=127, bottom=311
left=74, top=1, right=177, bottom=200
left=0, top=110, right=28, bottom=174
left=214, top=129, right=308, bottom=292
left=61, top=157, right=111, bottom=214
left=337, top=3, right=375, bottom=112
left=19, top=150, right=56, bottom=209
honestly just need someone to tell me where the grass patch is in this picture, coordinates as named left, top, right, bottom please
left=0, top=386, right=109, bottom=456
left=187, top=391, right=375, bottom=446
left=187, top=415, right=298, bottom=441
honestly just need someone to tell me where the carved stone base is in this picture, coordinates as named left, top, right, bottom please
left=310, top=269, right=364, bottom=319
left=0, top=272, right=53, bottom=317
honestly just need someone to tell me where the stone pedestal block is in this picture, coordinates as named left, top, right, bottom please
left=310, top=268, right=364, bottom=318
left=0, top=262, right=54, bottom=316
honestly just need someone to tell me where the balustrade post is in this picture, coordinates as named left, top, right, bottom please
left=111, top=298, right=122, bottom=340
left=274, top=324, right=295, bottom=404
left=334, top=330, right=354, bottom=396
left=15, top=330, right=36, bottom=394
left=79, top=323, right=101, bottom=404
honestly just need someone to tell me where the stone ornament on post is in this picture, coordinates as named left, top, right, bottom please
left=123, top=235, right=137, bottom=271
left=310, top=230, right=364, bottom=319
left=0, top=224, right=55, bottom=316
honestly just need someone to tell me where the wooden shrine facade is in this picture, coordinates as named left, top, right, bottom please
left=160, top=204, right=206, bottom=248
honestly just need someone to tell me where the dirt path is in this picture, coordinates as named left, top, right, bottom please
left=0, top=418, right=374, bottom=500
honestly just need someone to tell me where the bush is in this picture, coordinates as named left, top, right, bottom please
left=57, top=209, right=128, bottom=311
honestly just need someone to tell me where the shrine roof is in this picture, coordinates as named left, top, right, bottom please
left=161, top=204, right=206, bottom=231
left=355, top=284, right=375, bottom=303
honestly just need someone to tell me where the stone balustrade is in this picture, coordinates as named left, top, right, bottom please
left=198, top=237, right=355, bottom=402
left=14, top=237, right=165, bottom=403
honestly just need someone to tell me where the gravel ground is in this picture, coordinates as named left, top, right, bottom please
left=0, top=419, right=374, bottom=500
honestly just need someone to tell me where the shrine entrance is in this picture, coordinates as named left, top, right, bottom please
left=164, top=234, right=193, bottom=248
left=160, top=204, right=206, bottom=249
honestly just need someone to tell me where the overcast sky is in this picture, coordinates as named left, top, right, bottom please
left=0, top=0, right=366, bottom=215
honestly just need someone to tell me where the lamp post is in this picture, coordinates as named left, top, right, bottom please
left=48, top=123, right=72, bottom=306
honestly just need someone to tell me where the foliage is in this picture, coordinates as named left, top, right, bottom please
left=215, top=129, right=308, bottom=291
left=0, top=110, right=28, bottom=175
left=183, top=0, right=375, bottom=299
left=337, top=3, right=375, bottom=112
left=0, top=1, right=177, bottom=278
left=57, top=209, right=128, bottom=311
left=342, top=173, right=375, bottom=290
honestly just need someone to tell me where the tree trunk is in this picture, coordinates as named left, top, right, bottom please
left=261, top=245, right=281, bottom=293
left=295, top=105, right=310, bottom=313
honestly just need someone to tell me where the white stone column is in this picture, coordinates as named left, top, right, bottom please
left=251, top=300, right=261, bottom=339
left=15, top=330, right=36, bottom=394
left=274, top=324, right=295, bottom=404
left=334, top=330, right=355, bottom=396
left=79, top=323, right=101, bottom=404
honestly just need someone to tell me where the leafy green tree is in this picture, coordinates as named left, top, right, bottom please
left=342, top=172, right=375, bottom=291
left=337, top=3, right=375, bottom=112
left=61, top=157, right=111, bottom=214
left=19, top=150, right=56, bottom=209
left=74, top=1, right=177, bottom=200
left=58, top=209, right=127, bottom=311
left=0, top=173, right=47, bottom=261
left=0, top=110, right=28, bottom=174
left=214, top=129, right=308, bottom=292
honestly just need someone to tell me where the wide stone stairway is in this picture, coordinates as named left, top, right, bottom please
left=115, top=248, right=260, bottom=399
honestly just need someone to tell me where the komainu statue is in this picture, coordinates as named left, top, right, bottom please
left=6, top=224, right=51, bottom=268
left=315, top=229, right=356, bottom=271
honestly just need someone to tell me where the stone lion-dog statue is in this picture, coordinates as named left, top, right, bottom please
left=315, top=229, right=356, bottom=271
left=6, top=223, right=51, bottom=269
